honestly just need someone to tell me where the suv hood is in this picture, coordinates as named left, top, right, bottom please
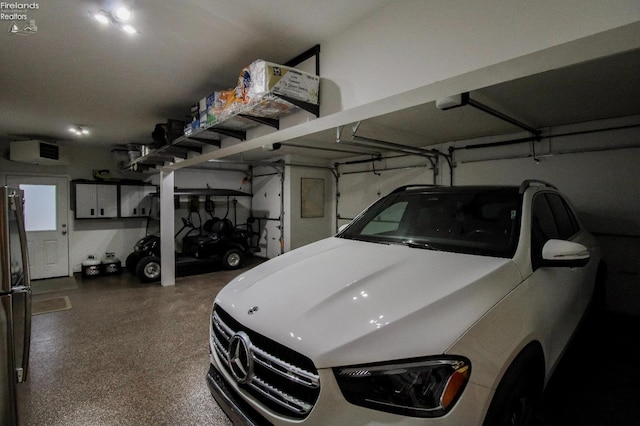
left=215, top=237, right=521, bottom=368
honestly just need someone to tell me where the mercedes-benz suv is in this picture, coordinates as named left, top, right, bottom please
left=206, top=180, right=605, bottom=425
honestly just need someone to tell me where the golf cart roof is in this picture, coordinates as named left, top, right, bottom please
left=150, top=188, right=252, bottom=197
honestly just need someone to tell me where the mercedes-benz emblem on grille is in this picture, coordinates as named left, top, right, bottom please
left=248, top=306, right=259, bottom=315
left=227, top=332, right=253, bottom=384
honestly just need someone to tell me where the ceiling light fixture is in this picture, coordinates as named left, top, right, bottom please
left=89, top=4, right=139, bottom=35
left=93, top=10, right=111, bottom=25
left=113, top=5, right=133, bottom=22
left=121, top=24, right=137, bottom=34
left=69, top=126, right=90, bottom=136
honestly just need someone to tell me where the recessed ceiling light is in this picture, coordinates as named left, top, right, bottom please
left=69, top=126, right=90, bottom=136
left=92, top=10, right=111, bottom=25
left=89, top=4, right=140, bottom=34
left=120, top=24, right=138, bottom=34
left=113, top=6, right=133, bottom=22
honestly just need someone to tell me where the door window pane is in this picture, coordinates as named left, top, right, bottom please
left=20, top=184, right=57, bottom=231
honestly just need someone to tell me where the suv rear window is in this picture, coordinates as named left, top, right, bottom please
left=340, top=188, right=522, bottom=258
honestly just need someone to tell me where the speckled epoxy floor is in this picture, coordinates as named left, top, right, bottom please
left=16, top=258, right=640, bottom=425
left=17, top=261, right=264, bottom=426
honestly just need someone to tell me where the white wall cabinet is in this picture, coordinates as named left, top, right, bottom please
left=119, top=184, right=156, bottom=218
left=73, top=181, right=157, bottom=219
left=74, top=183, right=118, bottom=219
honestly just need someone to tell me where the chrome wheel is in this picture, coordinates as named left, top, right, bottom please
left=144, top=261, right=160, bottom=279
left=136, top=256, right=161, bottom=282
left=223, top=249, right=243, bottom=269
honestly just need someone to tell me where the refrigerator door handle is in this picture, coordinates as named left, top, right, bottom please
left=11, top=285, right=32, bottom=383
left=12, top=189, right=32, bottom=383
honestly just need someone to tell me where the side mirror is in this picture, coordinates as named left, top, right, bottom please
left=338, top=223, right=350, bottom=233
left=541, top=239, right=590, bottom=267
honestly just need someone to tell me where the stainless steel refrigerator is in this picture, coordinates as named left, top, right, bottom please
left=0, top=187, right=32, bottom=425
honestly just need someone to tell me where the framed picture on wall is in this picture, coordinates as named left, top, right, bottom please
left=301, top=178, right=324, bottom=218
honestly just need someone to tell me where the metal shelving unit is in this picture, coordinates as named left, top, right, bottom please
left=122, top=45, right=321, bottom=173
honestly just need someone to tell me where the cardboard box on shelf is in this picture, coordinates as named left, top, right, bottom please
left=247, top=60, right=319, bottom=105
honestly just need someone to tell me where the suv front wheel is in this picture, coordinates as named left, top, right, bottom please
left=484, top=344, right=544, bottom=426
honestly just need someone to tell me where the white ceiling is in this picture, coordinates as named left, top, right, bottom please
left=2, top=0, right=640, bottom=167
left=0, top=0, right=390, bottom=146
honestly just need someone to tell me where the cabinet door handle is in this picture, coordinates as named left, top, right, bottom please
left=100, top=208, right=104, bottom=216
left=91, top=208, right=95, bottom=216
left=134, top=208, right=137, bottom=215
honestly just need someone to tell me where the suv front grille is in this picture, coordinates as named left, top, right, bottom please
left=211, top=306, right=320, bottom=419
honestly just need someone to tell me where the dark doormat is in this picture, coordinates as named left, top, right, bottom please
left=32, top=296, right=72, bottom=315
left=31, top=277, right=78, bottom=295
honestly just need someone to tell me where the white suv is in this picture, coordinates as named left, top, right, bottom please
left=206, top=180, right=605, bottom=425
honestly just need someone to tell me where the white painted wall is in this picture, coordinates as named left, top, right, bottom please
left=452, top=118, right=640, bottom=235
left=320, top=0, right=640, bottom=115
left=0, top=143, right=152, bottom=274
left=69, top=147, right=156, bottom=273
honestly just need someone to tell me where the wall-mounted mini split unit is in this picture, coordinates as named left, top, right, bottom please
left=10, top=140, right=70, bottom=165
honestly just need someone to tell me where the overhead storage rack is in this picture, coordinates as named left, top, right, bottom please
left=122, top=45, right=321, bottom=172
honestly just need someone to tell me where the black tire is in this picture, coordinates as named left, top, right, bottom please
left=483, top=344, right=544, bottom=426
left=125, top=252, right=142, bottom=273
left=222, top=248, right=244, bottom=270
left=136, top=256, right=161, bottom=283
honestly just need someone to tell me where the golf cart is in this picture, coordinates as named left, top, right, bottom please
left=125, top=188, right=256, bottom=282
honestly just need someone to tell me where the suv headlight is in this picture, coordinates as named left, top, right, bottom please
left=334, top=357, right=470, bottom=418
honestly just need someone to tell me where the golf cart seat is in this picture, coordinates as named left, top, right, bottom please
left=210, top=218, right=233, bottom=237
left=203, top=217, right=221, bottom=233
left=182, top=218, right=235, bottom=257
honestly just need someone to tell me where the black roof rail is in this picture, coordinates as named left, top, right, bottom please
left=391, top=184, right=440, bottom=194
left=518, top=179, right=558, bottom=194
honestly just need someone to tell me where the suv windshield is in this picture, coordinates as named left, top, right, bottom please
left=338, top=187, right=522, bottom=258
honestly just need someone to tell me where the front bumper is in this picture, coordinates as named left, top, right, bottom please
left=206, top=363, right=272, bottom=426
left=207, top=359, right=492, bottom=425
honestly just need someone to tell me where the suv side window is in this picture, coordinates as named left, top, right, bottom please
left=531, top=194, right=559, bottom=269
left=546, top=194, right=580, bottom=239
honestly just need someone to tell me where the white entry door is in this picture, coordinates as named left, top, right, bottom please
left=6, top=175, right=70, bottom=279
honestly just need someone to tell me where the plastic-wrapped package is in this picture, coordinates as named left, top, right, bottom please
left=194, top=60, right=320, bottom=132
left=247, top=60, right=320, bottom=105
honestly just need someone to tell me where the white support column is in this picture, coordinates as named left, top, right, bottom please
left=160, top=170, right=176, bottom=286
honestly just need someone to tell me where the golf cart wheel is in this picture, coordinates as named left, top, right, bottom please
left=223, top=248, right=244, bottom=270
left=136, top=256, right=161, bottom=283
left=125, top=252, right=142, bottom=273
